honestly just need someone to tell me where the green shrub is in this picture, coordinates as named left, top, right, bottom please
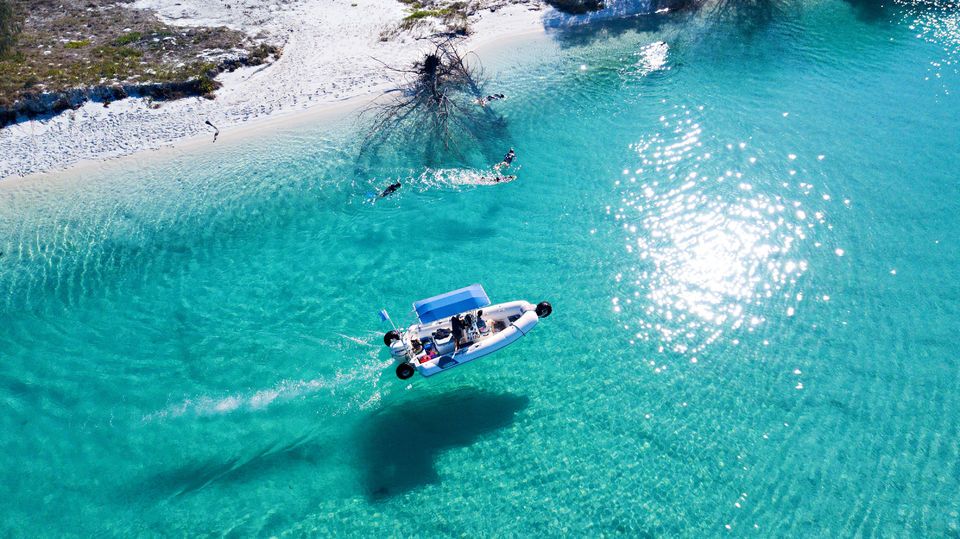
left=114, top=47, right=142, bottom=59
left=405, top=9, right=438, bottom=21
left=197, top=75, right=218, bottom=95
left=0, top=0, right=23, bottom=57
left=112, top=31, right=143, bottom=46
left=65, top=40, right=90, bottom=49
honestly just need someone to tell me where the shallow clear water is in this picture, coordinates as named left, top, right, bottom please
left=3, top=1, right=960, bottom=535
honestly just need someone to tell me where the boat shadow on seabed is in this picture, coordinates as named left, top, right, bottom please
left=356, top=387, right=529, bottom=502
left=131, top=388, right=528, bottom=503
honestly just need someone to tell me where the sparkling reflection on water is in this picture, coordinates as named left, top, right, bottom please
left=609, top=104, right=836, bottom=359
left=898, top=0, right=960, bottom=92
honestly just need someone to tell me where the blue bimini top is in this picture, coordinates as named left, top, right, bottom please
left=413, top=284, right=491, bottom=324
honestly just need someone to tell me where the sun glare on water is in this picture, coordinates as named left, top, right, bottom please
left=609, top=105, right=827, bottom=359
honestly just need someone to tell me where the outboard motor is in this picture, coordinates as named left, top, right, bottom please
left=389, top=340, right=407, bottom=358
left=535, top=301, right=553, bottom=318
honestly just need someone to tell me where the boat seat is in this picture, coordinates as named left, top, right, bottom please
left=435, top=337, right=455, bottom=355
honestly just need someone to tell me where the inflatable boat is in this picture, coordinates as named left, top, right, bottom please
left=382, top=284, right=552, bottom=379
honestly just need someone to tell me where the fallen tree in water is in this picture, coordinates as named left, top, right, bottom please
left=364, top=37, right=500, bottom=153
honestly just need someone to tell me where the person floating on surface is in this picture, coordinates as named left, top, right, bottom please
left=378, top=181, right=402, bottom=198
left=481, top=175, right=516, bottom=184
left=494, top=148, right=516, bottom=172
left=476, top=93, right=505, bottom=107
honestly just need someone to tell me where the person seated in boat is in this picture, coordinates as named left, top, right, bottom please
left=463, top=313, right=480, bottom=340
left=476, top=310, right=489, bottom=335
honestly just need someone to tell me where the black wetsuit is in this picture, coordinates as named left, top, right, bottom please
left=379, top=181, right=402, bottom=198
left=450, top=316, right=464, bottom=350
left=503, top=150, right=515, bottom=165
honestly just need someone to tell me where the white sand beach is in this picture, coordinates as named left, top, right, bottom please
left=0, top=0, right=546, bottom=180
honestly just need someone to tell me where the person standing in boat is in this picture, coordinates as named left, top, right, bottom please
left=450, top=315, right=465, bottom=351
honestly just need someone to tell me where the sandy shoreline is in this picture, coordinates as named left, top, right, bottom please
left=0, top=0, right=549, bottom=182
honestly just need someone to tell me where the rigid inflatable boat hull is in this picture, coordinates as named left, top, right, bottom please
left=396, top=300, right=541, bottom=378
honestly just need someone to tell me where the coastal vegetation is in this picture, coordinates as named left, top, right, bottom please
left=0, top=0, right=20, bottom=57
left=0, top=0, right=279, bottom=125
left=387, top=0, right=473, bottom=37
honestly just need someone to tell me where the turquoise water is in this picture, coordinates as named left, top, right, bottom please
left=3, top=1, right=960, bottom=535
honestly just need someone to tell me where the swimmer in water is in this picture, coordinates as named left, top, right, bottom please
left=379, top=181, right=402, bottom=198
left=480, top=175, right=516, bottom=184
left=476, top=93, right=505, bottom=107
left=494, top=148, right=516, bottom=172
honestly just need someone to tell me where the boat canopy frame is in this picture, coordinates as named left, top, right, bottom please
left=412, top=284, right=491, bottom=324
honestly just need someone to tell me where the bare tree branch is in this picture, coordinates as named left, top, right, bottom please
left=361, top=36, right=498, bottom=155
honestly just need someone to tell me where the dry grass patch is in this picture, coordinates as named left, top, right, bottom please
left=0, top=0, right=279, bottom=109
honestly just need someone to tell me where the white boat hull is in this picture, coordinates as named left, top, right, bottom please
left=389, top=300, right=545, bottom=378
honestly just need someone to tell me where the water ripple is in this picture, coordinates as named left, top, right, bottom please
left=608, top=104, right=831, bottom=359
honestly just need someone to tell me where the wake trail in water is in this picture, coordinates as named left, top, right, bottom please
left=144, top=333, right=392, bottom=422
left=417, top=167, right=504, bottom=188
left=363, top=166, right=519, bottom=203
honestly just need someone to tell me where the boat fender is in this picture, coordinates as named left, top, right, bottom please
left=384, top=330, right=401, bottom=346
left=396, top=362, right=415, bottom=380
left=535, top=301, right=553, bottom=318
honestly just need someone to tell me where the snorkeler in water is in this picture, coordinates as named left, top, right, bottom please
left=379, top=181, right=402, bottom=198
left=494, top=148, right=516, bottom=172
left=476, top=93, right=505, bottom=107
left=480, top=174, right=516, bottom=184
